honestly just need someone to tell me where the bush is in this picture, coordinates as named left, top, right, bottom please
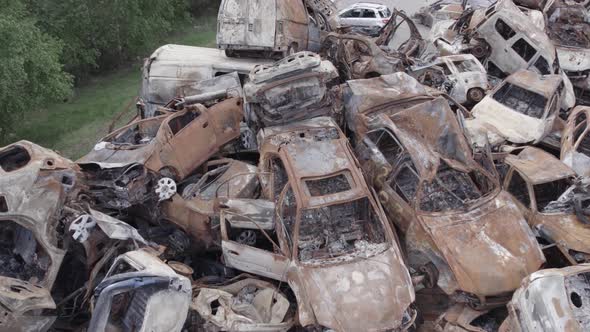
left=28, top=0, right=191, bottom=79
left=0, top=0, right=72, bottom=141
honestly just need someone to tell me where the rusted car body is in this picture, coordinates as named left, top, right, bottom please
left=321, top=10, right=424, bottom=80
left=562, top=106, right=590, bottom=177
left=414, top=1, right=465, bottom=28
left=161, top=159, right=259, bottom=247
left=243, top=52, right=341, bottom=129
left=321, top=32, right=408, bottom=80
left=345, top=75, right=545, bottom=307
left=503, top=147, right=590, bottom=265
left=139, top=45, right=271, bottom=118
left=219, top=117, right=417, bottom=330
left=435, top=0, right=557, bottom=77
left=193, top=276, right=294, bottom=331
left=408, top=54, right=489, bottom=104
left=546, top=2, right=590, bottom=105
left=79, top=98, right=243, bottom=181
left=463, top=70, right=563, bottom=147
left=88, top=250, right=191, bottom=332
left=0, top=141, right=82, bottom=296
left=217, top=0, right=336, bottom=58
left=501, top=264, right=590, bottom=331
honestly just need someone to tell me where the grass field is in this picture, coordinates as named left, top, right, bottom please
left=8, top=19, right=217, bottom=159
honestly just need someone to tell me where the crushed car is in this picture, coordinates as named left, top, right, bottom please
left=407, top=54, right=489, bottom=105
left=545, top=1, right=590, bottom=105
left=463, top=70, right=564, bottom=147
left=501, top=263, right=590, bottom=331
left=193, top=276, right=294, bottom=331
left=79, top=97, right=243, bottom=181
left=321, top=9, right=425, bottom=80
left=243, top=51, right=341, bottom=130
left=346, top=74, right=545, bottom=311
left=160, top=158, right=259, bottom=248
left=0, top=142, right=82, bottom=324
left=88, top=249, right=192, bottom=332
left=502, top=147, right=590, bottom=265
left=219, top=117, right=417, bottom=331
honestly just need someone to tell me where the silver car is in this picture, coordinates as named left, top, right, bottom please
left=337, top=2, right=392, bottom=36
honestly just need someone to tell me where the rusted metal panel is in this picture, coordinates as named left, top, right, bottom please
left=504, top=264, right=590, bottom=332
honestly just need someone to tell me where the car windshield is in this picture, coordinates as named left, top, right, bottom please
left=105, top=120, right=162, bottom=146
left=492, top=83, right=548, bottom=119
left=419, top=162, right=496, bottom=213
left=453, top=60, right=480, bottom=72
left=297, top=197, right=388, bottom=263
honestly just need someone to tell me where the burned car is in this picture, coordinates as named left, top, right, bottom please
left=545, top=1, right=590, bottom=105
left=80, top=98, right=243, bottom=181
left=562, top=106, right=590, bottom=178
left=413, top=0, right=466, bottom=27
left=408, top=54, right=489, bottom=105
left=435, top=0, right=557, bottom=78
left=193, top=276, right=294, bottom=331
left=463, top=70, right=564, bottom=147
left=243, top=52, right=341, bottom=129
left=161, top=158, right=259, bottom=247
left=88, top=250, right=192, bottom=332
left=321, top=10, right=425, bottom=80
left=501, top=264, right=590, bottom=331
left=0, top=141, right=83, bottom=320
left=219, top=117, right=417, bottom=331
left=502, top=147, right=590, bottom=265
left=346, top=75, right=545, bottom=309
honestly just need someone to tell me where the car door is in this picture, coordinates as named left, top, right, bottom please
left=246, top=0, right=276, bottom=48
left=163, top=108, right=216, bottom=178
left=220, top=198, right=291, bottom=281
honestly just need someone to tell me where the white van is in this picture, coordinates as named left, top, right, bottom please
left=138, top=44, right=271, bottom=117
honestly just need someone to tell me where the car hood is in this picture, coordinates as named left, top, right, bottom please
left=420, top=191, right=545, bottom=296
left=77, top=141, right=155, bottom=169
left=296, top=247, right=415, bottom=331
left=466, top=98, right=549, bottom=146
left=557, top=46, right=590, bottom=72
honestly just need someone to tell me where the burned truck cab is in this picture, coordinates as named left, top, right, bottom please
left=219, top=117, right=417, bottom=331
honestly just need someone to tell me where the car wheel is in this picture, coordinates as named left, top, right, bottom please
left=467, top=88, right=485, bottom=104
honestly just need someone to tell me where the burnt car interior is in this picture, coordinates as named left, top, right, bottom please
left=298, top=197, right=387, bottom=262
left=0, top=220, right=49, bottom=283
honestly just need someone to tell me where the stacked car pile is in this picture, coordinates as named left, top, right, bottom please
left=2, top=0, right=590, bottom=330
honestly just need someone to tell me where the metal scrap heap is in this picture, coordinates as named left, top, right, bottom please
left=2, top=0, right=590, bottom=331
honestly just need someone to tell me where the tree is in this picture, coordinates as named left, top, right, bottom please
left=0, top=0, right=72, bottom=141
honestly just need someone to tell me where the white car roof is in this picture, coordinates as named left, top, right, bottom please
left=347, top=2, right=389, bottom=10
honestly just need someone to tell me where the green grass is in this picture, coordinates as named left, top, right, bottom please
left=10, top=20, right=217, bottom=159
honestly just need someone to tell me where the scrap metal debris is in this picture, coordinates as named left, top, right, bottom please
left=4, top=0, right=590, bottom=330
